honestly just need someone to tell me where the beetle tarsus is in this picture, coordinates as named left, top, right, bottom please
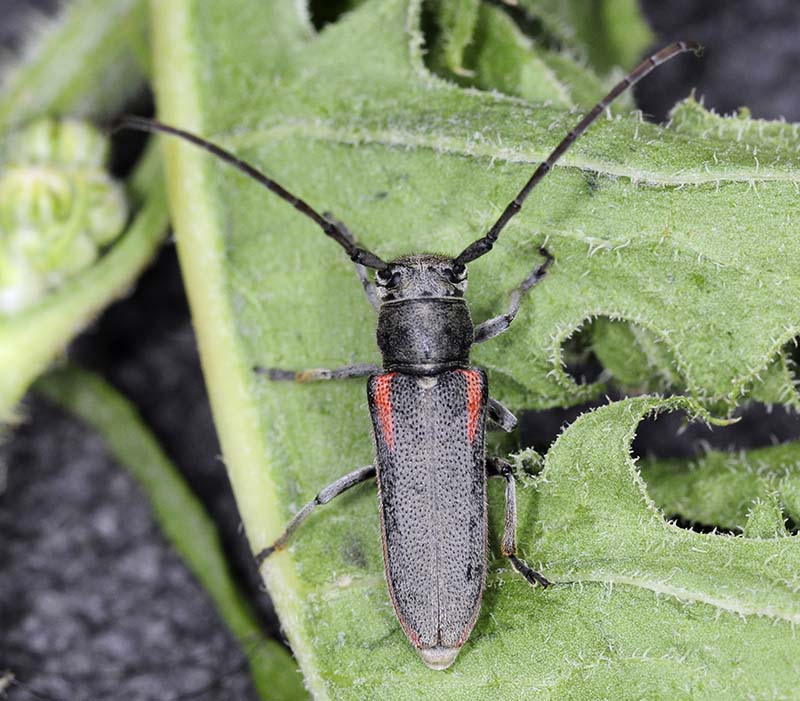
left=509, top=555, right=550, bottom=588
left=253, top=366, right=297, bottom=380
left=254, top=545, right=276, bottom=567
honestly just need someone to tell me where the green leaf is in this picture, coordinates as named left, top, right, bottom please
left=641, top=439, right=800, bottom=533
left=34, top=366, right=306, bottom=701
left=429, top=1, right=626, bottom=110
left=516, top=0, right=654, bottom=75
left=0, top=0, right=149, bottom=132
left=149, top=0, right=800, bottom=694
left=427, top=0, right=480, bottom=77
left=518, top=396, right=800, bottom=699
left=585, top=98, right=800, bottom=409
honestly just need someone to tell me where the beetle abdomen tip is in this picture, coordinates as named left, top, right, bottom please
left=418, top=646, right=460, bottom=671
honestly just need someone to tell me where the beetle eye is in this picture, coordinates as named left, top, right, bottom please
left=447, top=262, right=467, bottom=283
left=376, top=268, right=401, bottom=288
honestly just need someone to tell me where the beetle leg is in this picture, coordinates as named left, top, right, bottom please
left=255, top=464, right=376, bottom=567
left=473, top=247, right=553, bottom=344
left=487, top=457, right=550, bottom=588
left=323, top=211, right=380, bottom=310
left=253, top=362, right=381, bottom=382
left=350, top=259, right=380, bottom=311
left=488, top=397, right=518, bottom=432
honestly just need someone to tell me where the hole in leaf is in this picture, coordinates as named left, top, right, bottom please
left=788, top=336, right=800, bottom=386
left=561, top=320, right=606, bottom=386
left=665, top=516, right=739, bottom=537
left=308, top=0, right=358, bottom=30
left=633, top=405, right=800, bottom=460
left=632, top=406, right=800, bottom=537
left=747, top=337, right=800, bottom=407
left=560, top=317, right=681, bottom=390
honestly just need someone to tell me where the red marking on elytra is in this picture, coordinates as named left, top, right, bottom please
left=374, top=373, right=397, bottom=450
left=457, top=370, right=482, bottom=443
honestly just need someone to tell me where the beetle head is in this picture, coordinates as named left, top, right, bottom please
left=375, top=254, right=468, bottom=302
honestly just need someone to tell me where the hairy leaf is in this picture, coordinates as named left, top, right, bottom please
left=154, top=0, right=800, bottom=413
left=516, top=0, right=654, bottom=74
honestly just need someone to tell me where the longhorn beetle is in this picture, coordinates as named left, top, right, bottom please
left=119, top=40, right=701, bottom=671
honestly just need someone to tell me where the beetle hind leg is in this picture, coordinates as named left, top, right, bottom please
left=255, top=464, right=376, bottom=566
left=487, top=456, right=550, bottom=589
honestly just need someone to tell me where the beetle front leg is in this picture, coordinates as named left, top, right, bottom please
left=324, top=211, right=380, bottom=311
left=255, top=464, right=376, bottom=566
left=473, top=247, right=553, bottom=344
left=487, top=456, right=550, bottom=588
left=254, top=362, right=381, bottom=382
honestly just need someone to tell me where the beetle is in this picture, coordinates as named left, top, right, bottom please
left=119, top=40, right=701, bottom=670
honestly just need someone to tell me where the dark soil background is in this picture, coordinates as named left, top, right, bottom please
left=2, top=2, right=799, bottom=700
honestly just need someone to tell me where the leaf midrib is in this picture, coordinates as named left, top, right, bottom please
left=217, top=119, right=800, bottom=186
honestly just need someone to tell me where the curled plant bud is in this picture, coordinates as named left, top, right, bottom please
left=0, top=118, right=129, bottom=313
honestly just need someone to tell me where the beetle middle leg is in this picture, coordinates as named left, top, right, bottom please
left=254, top=362, right=380, bottom=382
left=488, top=397, right=518, bottom=432
left=255, top=464, right=376, bottom=566
left=487, top=456, right=550, bottom=588
left=473, top=247, right=553, bottom=344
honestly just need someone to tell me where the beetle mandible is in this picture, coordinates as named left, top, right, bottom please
left=120, top=40, right=701, bottom=670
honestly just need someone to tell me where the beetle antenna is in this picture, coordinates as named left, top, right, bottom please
left=113, top=116, right=389, bottom=270
left=455, top=40, right=703, bottom=266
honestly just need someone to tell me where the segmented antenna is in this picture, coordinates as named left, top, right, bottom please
left=112, top=116, right=389, bottom=270
left=455, top=41, right=703, bottom=266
